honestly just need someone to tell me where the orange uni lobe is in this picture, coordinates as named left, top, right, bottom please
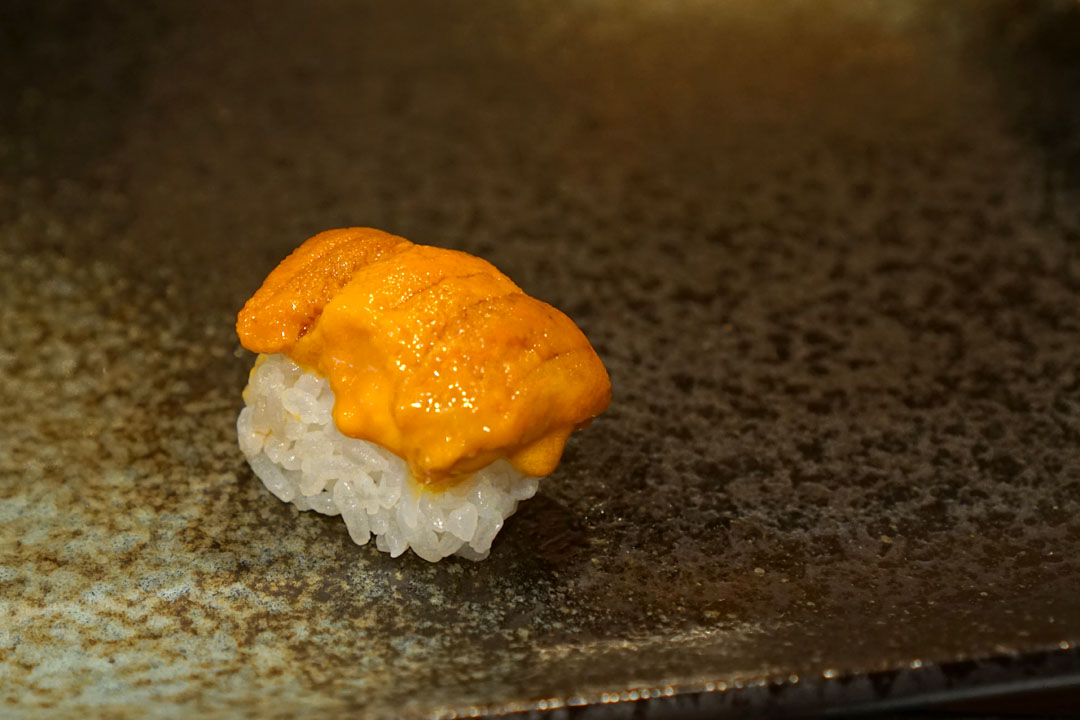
left=236, top=227, right=612, bottom=486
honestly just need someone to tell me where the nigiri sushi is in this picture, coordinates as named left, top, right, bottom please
left=235, top=228, right=611, bottom=561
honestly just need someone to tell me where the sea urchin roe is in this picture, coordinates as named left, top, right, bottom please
left=237, top=227, right=611, bottom=486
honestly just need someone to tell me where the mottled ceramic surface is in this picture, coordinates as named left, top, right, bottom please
left=2, top=1, right=1078, bottom=718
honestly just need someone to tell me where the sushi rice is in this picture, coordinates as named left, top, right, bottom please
left=237, top=353, right=540, bottom=562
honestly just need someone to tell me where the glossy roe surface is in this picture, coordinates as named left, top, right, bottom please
left=237, top=228, right=612, bottom=484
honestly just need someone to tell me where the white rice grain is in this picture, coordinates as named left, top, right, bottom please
left=237, top=353, right=542, bottom=561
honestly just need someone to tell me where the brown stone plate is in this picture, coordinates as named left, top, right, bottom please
left=2, top=1, right=1078, bottom=717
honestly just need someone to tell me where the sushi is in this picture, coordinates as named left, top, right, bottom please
left=235, top=228, right=611, bottom=561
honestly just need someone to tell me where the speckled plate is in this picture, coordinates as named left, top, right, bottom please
left=2, top=1, right=1079, bottom=718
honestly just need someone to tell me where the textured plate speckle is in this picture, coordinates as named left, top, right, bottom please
left=2, top=1, right=1079, bottom=718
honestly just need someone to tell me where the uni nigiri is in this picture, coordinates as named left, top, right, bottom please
left=235, top=228, right=611, bottom=561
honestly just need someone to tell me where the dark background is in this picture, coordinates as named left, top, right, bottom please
left=1, top=1, right=1078, bottom=718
